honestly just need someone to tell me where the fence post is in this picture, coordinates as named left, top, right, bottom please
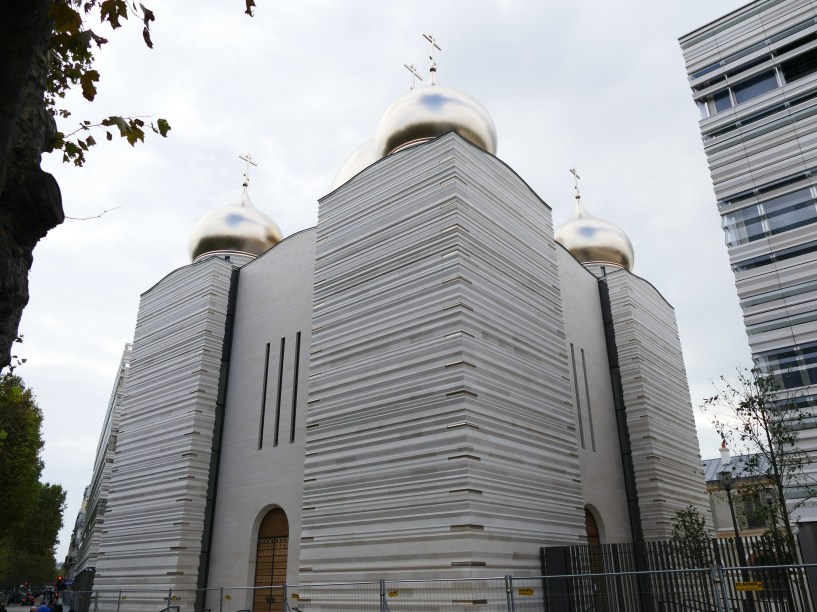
left=716, top=565, right=730, bottom=612
left=167, top=589, right=173, bottom=612
left=379, top=579, right=387, bottom=612
left=219, top=587, right=223, bottom=612
left=504, top=575, right=516, bottom=612
left=116, top=591, right=122, bottom=612
left=709, top=566, right=725, bottom=612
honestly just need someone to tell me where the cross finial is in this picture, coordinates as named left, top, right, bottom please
left=423, top=33, right=441, bottom=85
left=239, top=153, right=257, bottom=187
left=569, top=167, right=581, bottom=202
left=404, top=63, right=423, bottom=90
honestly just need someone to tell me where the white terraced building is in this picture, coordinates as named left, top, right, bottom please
left=680, top=0, right=817, bottom=522
left=65, top=71, right=709, bottom=608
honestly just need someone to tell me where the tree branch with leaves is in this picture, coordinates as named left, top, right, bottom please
left=0, top=0, right=255, bottom=372
left=47, top=0, right=172, bottom=166
left=702, top=367, right=817, bottom=557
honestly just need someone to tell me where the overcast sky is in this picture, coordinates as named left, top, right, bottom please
left=20, top=0, right=753, bottom=560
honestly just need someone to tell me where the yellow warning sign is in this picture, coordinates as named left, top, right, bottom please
left=388, top=590, right=399, bottom=598
left=518, top=587, right=535, bottom=596
left=736, top=582, right=763, bottom=591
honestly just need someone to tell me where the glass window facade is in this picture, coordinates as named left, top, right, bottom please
left=756, top=342, right=817, bottom=389
left=696, top=27, right=817, bottom=120
left=733, top=70, right=779, bottom=104
left=781, top=46, right=817, bottom=83
left=723, top=187, right=817, bottom=247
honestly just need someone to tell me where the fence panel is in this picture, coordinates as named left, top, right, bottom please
left=717, top=564, right=815, bottom=612
left=286, top=581, right=379, bottom=612
left=382, top=578, right=507, bottom=612
left=104, top=590, right=174, bottom=612
left=57, top=564, right=817, bottom=612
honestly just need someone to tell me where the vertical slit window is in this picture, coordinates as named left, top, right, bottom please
left=570, top=343, right=585, bottom=449
left=273, top=337, right=285, bottom=447
left=290, top=331, right=301, bottom=443
left=581, top=348, right=596, bottom=452
left=258, top=343, right=271, bottom=450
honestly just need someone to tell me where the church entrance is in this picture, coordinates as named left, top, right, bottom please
left=585, top=507, right=608, bottom=612
left=253, top=508, right=289, bottom=612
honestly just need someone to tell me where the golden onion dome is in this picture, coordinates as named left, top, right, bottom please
left=331, top=140, right=379, bottom=190
left=188, top=186, right=283, bottom=263
left=372, top=84, right=497, bottom=157
left=554, top=197, right=634, bottom=271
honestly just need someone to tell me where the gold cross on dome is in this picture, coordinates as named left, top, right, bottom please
left=569, top=167, right=581, bottom=202
left=239, top=153, right=258, bottom=186
left=404, top=63, right=423, bottom=90
left=423, top=33, right=441, bottom=85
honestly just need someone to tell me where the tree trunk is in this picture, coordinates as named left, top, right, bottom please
left=0, top=0, right=64, bottom=371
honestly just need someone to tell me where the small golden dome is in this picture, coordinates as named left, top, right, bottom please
left=554, top=198, right=634, bottom=271
left=331, top=140, right=378, bottom=190
left=372, top=85, right=497, bottom=157
left=188, top=186, right=283, bottom=263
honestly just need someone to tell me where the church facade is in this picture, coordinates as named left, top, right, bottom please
left=64, top=75, right=709, bottom=602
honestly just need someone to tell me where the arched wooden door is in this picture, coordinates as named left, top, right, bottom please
left=253, top=508, right=289, bottom=612
left=585, top=507, right=601, bottom=547
left=585, top=507, right=608, bottom=611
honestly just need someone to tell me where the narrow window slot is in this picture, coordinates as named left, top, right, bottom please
left=274, top=337, right=286, bottom=446
left=258, top=343, right=271, bottom=450
left=570, top=343, right=585, bottom=449
left=581, top=348, right=596, bottom=452
left=290, top=331, right=302, bottom=443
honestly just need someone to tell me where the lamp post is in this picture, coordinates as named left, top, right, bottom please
left=719, top=469, right=755, bottom=612
left=719, top=470, right=748, bottom=565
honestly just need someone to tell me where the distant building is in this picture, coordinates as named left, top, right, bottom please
left=67, top=64, right=709, bottom=607
left=64, top=345, right=130, bottom=582
left=680, top=0, right=817, bottom=522
left=702, top=444, right=775, bottom=537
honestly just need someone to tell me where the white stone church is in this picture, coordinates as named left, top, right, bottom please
left=63, top=65, right=710, bottom=602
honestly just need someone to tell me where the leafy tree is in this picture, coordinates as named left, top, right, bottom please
left=702, top=367, right=816, bottom=556
left=0, top=373, right=66, bottom=584
left=0, top=0, right=253, bottom=372
left=671, top=504, right=711, bottom=568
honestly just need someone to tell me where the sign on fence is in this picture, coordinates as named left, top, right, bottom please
left=735, top=581, right=764, bottom=591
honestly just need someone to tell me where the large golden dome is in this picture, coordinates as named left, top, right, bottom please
left=373, top=85, right=497, bottom=157
left=554, top=197, right=634, bottom=271
left=188, top=186, right=283, bottom=263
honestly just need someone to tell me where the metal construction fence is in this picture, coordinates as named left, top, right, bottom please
left=58, top=565, right=817, bottom=612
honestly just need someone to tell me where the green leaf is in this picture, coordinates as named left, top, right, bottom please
left=99, top=0, right=128, bottom=28
left=140, top=4, right=155, bottom=24
left=156, top=118, right=170, bottom=137
left=50, top=3, right=82, bottom=34
left=102, top=115, right=130, bottom=136
left=79, top=69, right=100, bottom=101
left=142, top=26, right=153, bottom=49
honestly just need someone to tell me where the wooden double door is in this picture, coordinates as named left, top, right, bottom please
left=253, top=509, right=288, bottom=612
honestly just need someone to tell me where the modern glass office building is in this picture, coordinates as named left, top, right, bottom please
left=681, top=0, right=817, bottom=520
